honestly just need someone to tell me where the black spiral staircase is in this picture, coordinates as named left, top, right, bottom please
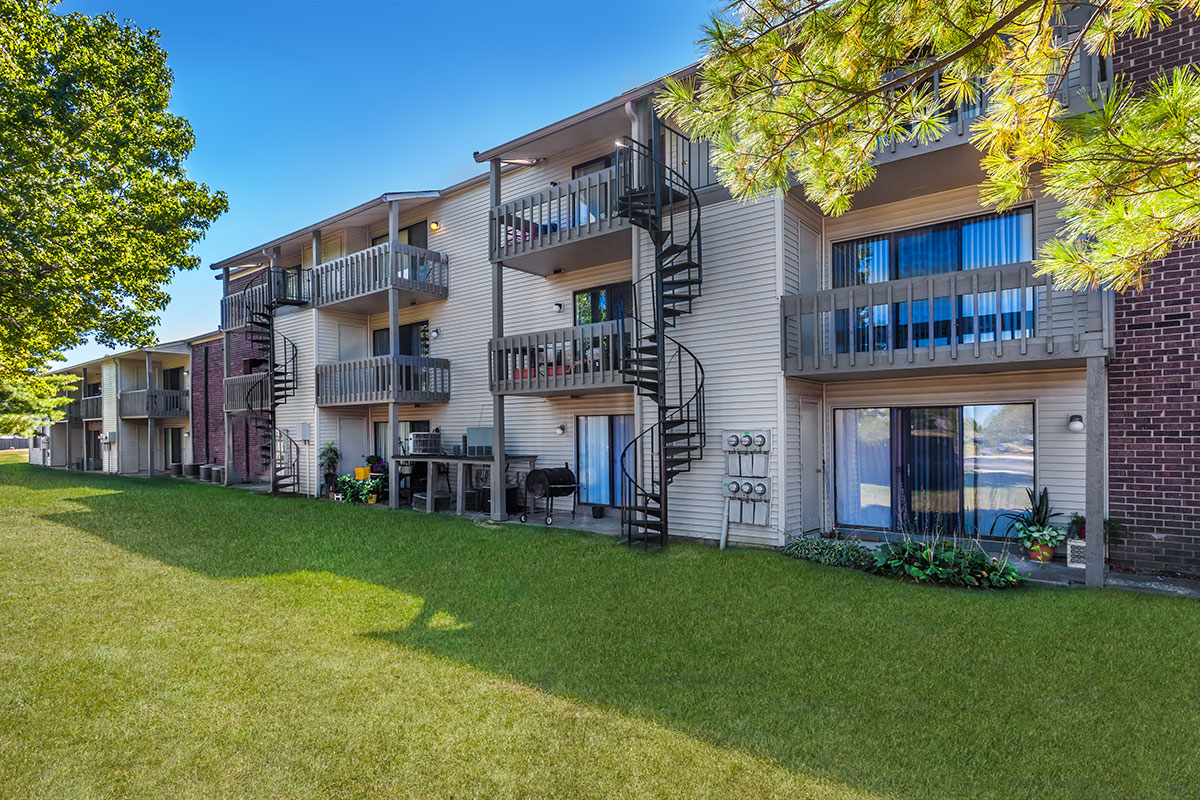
left=615, top=117, right=707, bottom=548
left=241, top=267, right=304, bottom=493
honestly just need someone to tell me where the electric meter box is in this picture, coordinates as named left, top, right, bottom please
left=723, top=477, right=772, bottom=526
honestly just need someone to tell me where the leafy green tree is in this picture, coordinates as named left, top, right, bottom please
left=0, top=0, right=226, bottom=434
left=660, top=0, right=1200, bottom=292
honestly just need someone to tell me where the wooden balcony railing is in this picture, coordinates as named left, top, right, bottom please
left=489, top=319, right=630, bottom=396
left=315, top=355, right=451, bottom=406
left=875, top=48, right=1111, bottom=163
left=119, top=389, right=189, bottom=418
left=220, top=279, right=272, bottom=331
left=220, top=268, right=309, bottom=330
left=223, top=373, right=271, bottom=413
left=489, top=166, right=629, bottom=268
left=781, top=262, right=1111, bottom=379
left=80, top=395, right=102, bottom=420
left=310, top=243, right=449, bottom=307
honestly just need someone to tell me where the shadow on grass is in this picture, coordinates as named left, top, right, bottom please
left=22, top=461, right=1200, bottom=800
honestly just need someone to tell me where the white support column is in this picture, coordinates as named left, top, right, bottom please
left=489, top=158, right=507, bottom=521
left=145, top=351, right=154, bottom=478
left=1086, top=356, right=1108, bottom=587
left=222, top=267, right=233, bottom=486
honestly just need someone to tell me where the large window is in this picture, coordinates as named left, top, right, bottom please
left=574, top=282, right=632, bottom=326
left=372, top=321, right=430, bottom=358
left=834, top=403, right=1034, bottom=537
left=831, top=209, right=1035, bottom=354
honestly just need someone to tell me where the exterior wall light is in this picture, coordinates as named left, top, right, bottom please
left=555, top=424, right=566, bottom=436
left=429, top=221, right=440, bottom=232
left=1068, top=414, right=1085, bottom=433
left=429, top=328, right=440, bottom=340
left=553, top=302, right=563, bottom=313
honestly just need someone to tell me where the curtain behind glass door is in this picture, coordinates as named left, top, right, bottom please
left=899, top=407, right=962, bottom=534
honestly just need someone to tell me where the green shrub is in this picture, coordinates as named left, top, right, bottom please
left=870, top=539, right=1026, bottom=589
left=782, top=536, right=875, bottom=570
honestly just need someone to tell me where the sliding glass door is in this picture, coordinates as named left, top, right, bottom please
left=834, top=403, right=1034, bottom=537
left=899, top=407, right=962, bottom=534
left=577, top=415, right=635, bottom=507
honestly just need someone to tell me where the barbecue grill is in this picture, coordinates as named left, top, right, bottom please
left=520, top=463, right=578, bottom=526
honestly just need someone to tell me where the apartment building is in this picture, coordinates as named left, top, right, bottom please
left=187, top=11, right=1195, bottom=583
left=29, top=338, right=196, bottom=475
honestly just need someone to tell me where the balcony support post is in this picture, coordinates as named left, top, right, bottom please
left=222, top=268, right=232, bottom=486
left=1086, top=355, right=1108, bottom=588
left=388, top=285, right=400, bottom=511
left=145, top=351, right=154, bottom=479
left=489, top=157, right=507, bottom=522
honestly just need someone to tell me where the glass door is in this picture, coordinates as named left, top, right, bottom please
left=898, top=407, right=962, bottom=534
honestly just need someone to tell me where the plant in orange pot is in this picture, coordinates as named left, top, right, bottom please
left=1016, top=523, right=1067, bottom=563
left=996, top=487, right=1064, bottom=564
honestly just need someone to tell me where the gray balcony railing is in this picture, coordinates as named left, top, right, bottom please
left=875, top=48, right=1111, bottom=163
left=61, top=398, right=81, bottom=422
left=223, top=373, right=271, bottom=413
left=220, top=268, right=309, bottom=330
left=315, top=355, right=451, bottom=406
left=310, top=243, right=449, bottom=307
left=490, top=166, right=629, bottom=266
left=119, top=389, right=189, bottom=418
left=80, top=395, right=102, bottom=420
left=489, top=319, right=630, bottom=396
left=781, top=262, right=1111, bottom=378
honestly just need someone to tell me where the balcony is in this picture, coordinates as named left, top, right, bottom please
left=490, top=166, right=630, bottom=276
left=315, top=355, right=451, bottom=407
left=223, top=373, right=271, bottom=413
left=489, top=319, right=630, bottom=397
left=220, top=268, right=308, bottom=330
left=780, top=262, right=1111, bottom=381
left=874, top=50, right=1111, bottom=166
left=80, top=395, right=102, bottom=421
left=310, top=242, right=449, bottom=313
left=119, top=389, right=189, bottom=418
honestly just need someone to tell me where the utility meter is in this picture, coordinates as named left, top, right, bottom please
left=727, top=434, right=741, bottom=448
left=753, top=434, right=767, bottom=448
left=727, top=482, right=740, bottom=494
left=754, top=482, right=767, bottom=495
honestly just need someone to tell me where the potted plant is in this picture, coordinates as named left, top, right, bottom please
left=319, top=442, right=341, bottom=498
left=366, top=454, right=386, bottom=474
left=1016, top=523, right=1067, bottom=563
left=1067, top=512, right=1086, bottom=540
left=996, top=487, right=1064, bottom=562
left=365, top=476, right=381, bottom=504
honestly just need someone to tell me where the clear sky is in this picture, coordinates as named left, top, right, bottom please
left=58, top=0, right=715, bottom=364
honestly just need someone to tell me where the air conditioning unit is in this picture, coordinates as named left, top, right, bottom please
left=409, top=431, right=441, bottom=456
left=465, top=427, right=493, bottom=457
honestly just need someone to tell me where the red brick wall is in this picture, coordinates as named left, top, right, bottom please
left=190, top=340, right=223, bottom=465
left=1107, top=11, right=1200, bottom=576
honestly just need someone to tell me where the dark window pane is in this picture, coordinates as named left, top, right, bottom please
left=832, top=236, right=889, bottom=287
left=961, top=208, right=1032, bottom=269
left=372, top=329, right=390, bottom=357
left=896, top=221, right=959, bottom=278
left=963, top=404, right=1034, bottom=537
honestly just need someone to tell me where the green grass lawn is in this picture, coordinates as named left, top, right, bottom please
left=1, top=451, right=1198, bottom=799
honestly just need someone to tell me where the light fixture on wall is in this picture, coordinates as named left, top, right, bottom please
left=429, top=221, right=440, bottom=232
left=430, top=328, right=440, bottom=340
left=1068, top=414, right=1085, bottom=433
left=552, top=302, right=563, bottom=313
left=183, top=431, right=190, bottom=437
left=555, top=424, right=566, bottom=436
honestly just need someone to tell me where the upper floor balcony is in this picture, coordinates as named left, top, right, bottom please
left=874, top=49, right=1111, bottom=166
left=315, top=354, right=451, bottom=407
left=490, top=166, right=631, bottom=276
left=220, top=268, right=307, bottom=331
left=489, top=319, right=630, bottom=397
left=310, top=242, right=449, bottom=313
left=223, top=373, right=270, bottom=413
left=119, top=389, right=189, bottom=419
left=780, top=262, right=1111, bottom=381
left=80, top=395, right=102, bottom=421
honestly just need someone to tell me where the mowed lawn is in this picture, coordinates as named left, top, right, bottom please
left=1, top=452, right=1198, bottom=799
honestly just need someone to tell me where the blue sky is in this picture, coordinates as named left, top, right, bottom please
left=59, top=0, right=714, bottom=363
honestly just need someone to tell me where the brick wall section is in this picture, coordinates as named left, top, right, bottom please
left=189, top=340, right=224, bottom=465
left=1107, top=11, right=1200, bottom=576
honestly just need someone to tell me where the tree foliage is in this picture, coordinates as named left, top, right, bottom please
left=0, top=0, right=226, bottom=434
left=660, top=0, right=1200, bottom=291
